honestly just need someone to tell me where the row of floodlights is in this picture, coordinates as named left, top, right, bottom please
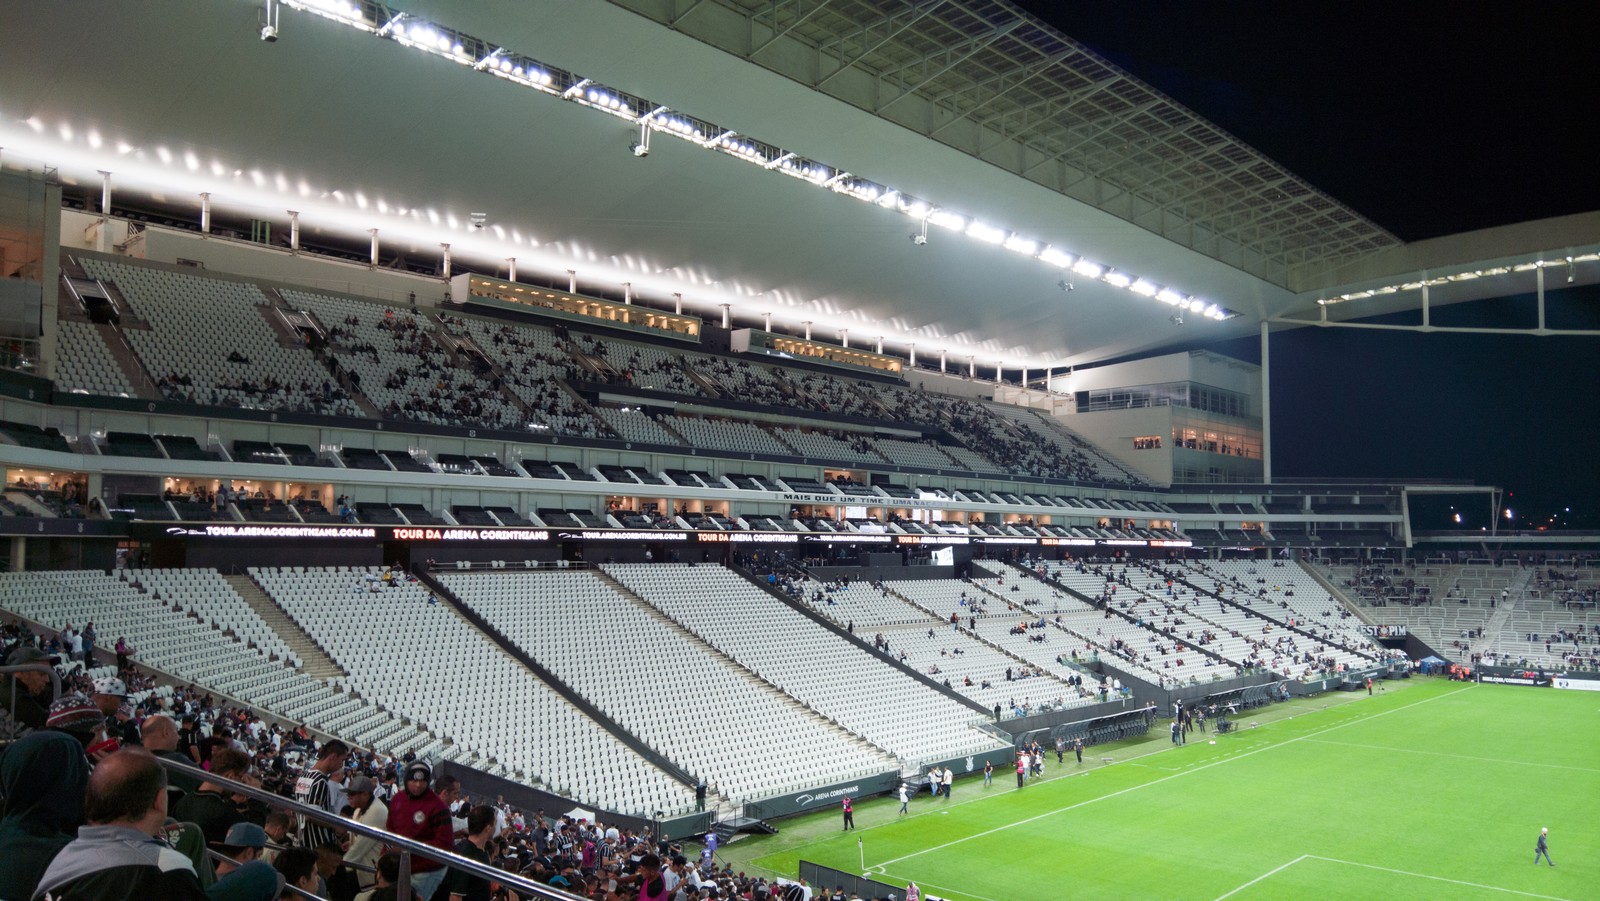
left=1318, top=253, right=1598, bottom=305
left=279, top=0, right=1236, bottom=320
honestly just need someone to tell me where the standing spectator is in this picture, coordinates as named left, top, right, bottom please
left=941, top=767, right=953, bottom=799
left=294, top=738, right=350, bottom=852
left=897, top=783, right=908, bottom=816
left=81, top=621, right=96, bottom=665
left=343, top=775, right=389, bottom=895
left=32, top=749, right=280, bottom=900
left=841, top=796, right=854, bottom=831
left=385, top=760, right=454, bottom=901
left=114, top=636, right=134, bottom=671
left=439, top=805, right=512, bottom=901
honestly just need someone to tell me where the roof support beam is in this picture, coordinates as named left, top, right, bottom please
left=750, top=0, right=834, bottom=57
left=875, top=20, right=1024, bottom=114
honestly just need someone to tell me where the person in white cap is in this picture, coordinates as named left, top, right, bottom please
left=91, top=676, right=141, bottom=747
left=1534, top=827, right=1554, bottom=866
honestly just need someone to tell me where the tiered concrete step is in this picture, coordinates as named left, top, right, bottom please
left=223, top=574, right=346, bottom=681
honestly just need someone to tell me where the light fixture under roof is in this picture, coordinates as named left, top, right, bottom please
left=251, top=1, right=1248, bottom=322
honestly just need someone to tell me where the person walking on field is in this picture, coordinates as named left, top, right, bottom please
left=1534, top=827, right=1554, bottom=866
left=898, top=783, right=909, bottom=816
left=842, top=796, right=855, bottom=831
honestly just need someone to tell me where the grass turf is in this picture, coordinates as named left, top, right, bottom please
left=707, top=678, right=1597, bottom=900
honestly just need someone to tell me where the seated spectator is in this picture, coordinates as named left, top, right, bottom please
left=174, top=747, right=251, bottom=846
left=355, top=852, right=402, bottom=901
left=1, top=645, right=57, bottom=737
left=141, top=713, right=203, bottom=800
left=0, top=731, right=90, bottom=900
left=45, top=693, right=118, bottom=760
left=32, top=748, right=281, bottom=901
left=274, top=846, right=322, bottom=898
left=215, top=822, right=271, bottom=880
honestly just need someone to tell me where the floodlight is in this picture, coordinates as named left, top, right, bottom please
left=927, top=210, right=966, bottom=231
left=1072, top=259, right=1103, bottom=278
left=1156, top=289, right=1183, bottom=305
left=1130, top=280, right=1158, bottom=296
left=1038, top=247, right=1073, bottom=268
left=966, top=222, right=1006, bottom=244
left=1103, top=271, right=1132, bottom=288
left=1003, top=235, right=1038, bottom=255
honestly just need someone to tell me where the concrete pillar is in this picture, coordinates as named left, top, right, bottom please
left=1260, top=321, right=1272, bottom=485
left=875, top=336, right=884, bottom=354
left=719, top=304, right=730, bottom=328
left=97, top=170, right=112, bottom=252
left=441, top=244, right=452, bottom=279
left=803, top=321, right=812, bottom=340
left=763, top=312, right=772, bottom=331
left=1021, top=366, right=1028, bottom=388
left=567, top=269, right=577, bottom=293
left=623, top=282, right=632, bottom=304
left=673, top=292, right=683, bottom=314
left=8, top=536, right=24, bottom=572
left=940, top=350, right=947, bottom=372
left=909, top=344, right=916, bottom=366
left=368, top=228, right=379, bottom=267
left=969, top=356, right=975, bottom=378
left=288, top=211, right=300, bottom=251
left=840, top=328, right=849, bottom=348
left=996, top=360, right=1003, bottom=385
left=199, top=192, right=211, bottom=235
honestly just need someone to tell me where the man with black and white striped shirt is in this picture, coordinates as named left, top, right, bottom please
left=293, top=739, right=350, bottom=851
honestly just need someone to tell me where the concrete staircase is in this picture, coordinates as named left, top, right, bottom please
left=1469, top=568, right=1536, bottom=657
left=222, top=574, right=346, bottom=681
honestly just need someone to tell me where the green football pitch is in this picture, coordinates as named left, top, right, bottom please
left=709, top=678, right=1597, bottom=900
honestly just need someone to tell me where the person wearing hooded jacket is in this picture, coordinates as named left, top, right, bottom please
left=0, top=730, right=90, bottom=900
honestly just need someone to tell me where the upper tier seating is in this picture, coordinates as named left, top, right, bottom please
left=440, top=316, right=605, bottom=437
left=78, top=257, right=360, bottom=416
left=285, top=290, right=524, bottom=431
left=54, top=319, right=136, bottom=397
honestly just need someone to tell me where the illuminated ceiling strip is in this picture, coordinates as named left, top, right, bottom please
left=1316, top=254, right=1600, bottom=306
left=274, top=0, right=1239, bottom=322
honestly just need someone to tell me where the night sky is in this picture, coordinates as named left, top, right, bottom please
left=1023, top=1, right=1600, bottom=530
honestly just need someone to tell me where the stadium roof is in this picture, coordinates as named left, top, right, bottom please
left=2, top=0, right=1596, bottom=371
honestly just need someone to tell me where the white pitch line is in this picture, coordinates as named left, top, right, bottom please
left=872, top=686, right=1471, bottom=870
left=878, top=871, right=1009, bottom=901
left=1306, top=855, right=1582, bottom=901
left=1302, top=738, right=1600, bottom=774
left=1211, top=854, right=1308, bottom=901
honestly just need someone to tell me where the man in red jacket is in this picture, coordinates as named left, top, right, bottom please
left=385, top=760, right=454, bottom=901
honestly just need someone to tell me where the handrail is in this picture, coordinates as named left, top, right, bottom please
left=2, top=661, right=64, bottom=741
left=154, top=757, right=585, bottom=901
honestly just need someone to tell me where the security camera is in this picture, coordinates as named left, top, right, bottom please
left=630, top=141, right=649, bottom=158
left=1170, top=313, right=1184, bottom=325
left=1058, top=280, right=1074, bottom=292
left=911, top=233, right=928, bottom=246
left=259, top=24, right=279, bottom=42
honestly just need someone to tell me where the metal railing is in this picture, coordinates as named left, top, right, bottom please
left=155, top=757, right=585, bottom=901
